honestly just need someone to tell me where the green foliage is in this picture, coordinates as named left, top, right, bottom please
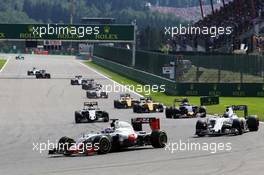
left=0, top=59, right=6, bottom=70
left=0, top=0, right=197, bottom=49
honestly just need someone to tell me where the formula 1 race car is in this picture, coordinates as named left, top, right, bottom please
left=70, top=76, right=89, bottom=85
left=133, top=97, right=164, bottom=113
left=114, top=94, right=139, bottom=109
left=27, top=67, right=40, bottom=76
left=86, top=88, right=108, bottom=99
left=48, top=117, right=167, bottom=156
left=82, top=79, right=102, bottom=90
left=35, top=70, right=51, bottom=79
left=15, top=55, right=24, bottom=60
left=75, top=102, right=109, bottom=123
left=195, top=105, right=259, bottom=137
left=165, top=98, right=206, bottom=119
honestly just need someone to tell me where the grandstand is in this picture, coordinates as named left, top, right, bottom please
left=169, top=0, right=264, bottom=54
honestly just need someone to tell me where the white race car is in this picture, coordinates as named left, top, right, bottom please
left=86, top=88, right=108, bottom=99
left=27, top=67, right=40, bottom=76
left=70, top=76, right=90, bottom=85
left=75, top=102, right=109, bottom=123
left=49, top=117, right=167, bottom=156
left=195, top=105, right=259, bottom=137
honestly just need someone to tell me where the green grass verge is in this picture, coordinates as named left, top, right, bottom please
left=84, top=61, right=264, bottom=121
left=0, top=59, right=6, bottom=70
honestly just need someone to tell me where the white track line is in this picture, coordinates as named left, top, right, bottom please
left=76, top=60, right=143, bottom=97
left=0, top=57, right=10, bottom=73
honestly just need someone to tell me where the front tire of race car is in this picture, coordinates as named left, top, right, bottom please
left=247, top=116, right=259, bottom=131
left=165, top=108, right=173, bottom=118
left=195, top=120, right=207, bottom=137
left=150, top=131, right=167, bottom=148
left=75, top=111, right=82, bottom=123
left=93, top=136, right=111, bottom=154
left=46, top=74, right=51, bottom=79
left=57, top=136, right=76, bottom=156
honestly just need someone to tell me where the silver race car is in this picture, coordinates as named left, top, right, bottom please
left=48, top=117, right=167, bottom=156
left=195, top=105, right=259, bottom=137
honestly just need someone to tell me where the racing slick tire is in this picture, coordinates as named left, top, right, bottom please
left=195, top=120, right=207, bottom=137
left=27, top=71, right=32, bottom=76
left=36, top=74, right=40, bottom=79
left=46, top=74, right=51, bottom=79
left=113, top=100, right=121, bottom=108
left=101, top=92, right=108, bottom=98
left=102, top=112, right=109, bottom=122
left=247, top=116, right=259, bottom=131
left=150, top=130, right=167, bottom=148
left=86, top=91, right=95, bottom=98
left=133, top=105, right=140, bottom=113
left=232, top=119, right=243, bottom=135
left=57, top=136, right=76, bottom=156
left=165, top=108, right=173, bottom=118
left=75, top=111, right=82, bottom=123
left=93, top=136, right=112, bottom=154
left=198, top=106, right=206, bottom=118
left=154, top=104, right=164, bottom=112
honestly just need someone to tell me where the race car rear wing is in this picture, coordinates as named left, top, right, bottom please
left=84, top=102, right=98, bottom=107
left=172, top=98, right=189, bottom=107
left=131, top=117, right=160, bottom=131
left=120, top=93, right=131, bottom=98
left=231, top=105, right=248, bottom=117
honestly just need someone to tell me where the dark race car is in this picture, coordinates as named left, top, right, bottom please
left=27, top=67, right=40, bottom=76
left=86, top=88, right=108, bottom=99
left=70, top=76, right=90, bottom=85
left=195, top=105, right=259, bottom=137
left=165, top=98, right=206, bottom=119
left=35, top=70, right=51, bottom=79
left=133, top=97, right=164, bottom=113
left=48, top=117, right=167, bottom=156
left=114, top=94, right=140, bottom=109
left=15, top=55, right=24, bottom=60
left=82, top=79, right=102, bottom=90
left=75, top=102, right=109, bottom=123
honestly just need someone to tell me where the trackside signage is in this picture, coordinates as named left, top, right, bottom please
left=0, top=24, right=134, bottom=42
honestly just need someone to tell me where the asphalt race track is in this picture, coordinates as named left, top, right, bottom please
left=0, top=54, right=263, bottom=175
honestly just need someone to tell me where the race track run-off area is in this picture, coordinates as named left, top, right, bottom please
left=0, top=54, right=264, bottom=175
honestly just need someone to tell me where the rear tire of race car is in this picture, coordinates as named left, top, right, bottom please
left=36, top=74, right=40, bottom=79
left=93, top=136, right=111, bottom=154
left=150, top=131, right=167, bottom=148
left=247, top=116, right=259, bottom=131
left=46, top=74, right=51, bottom=79
left=103, top=112, right=109, bottom=122
left=198, top=106, right=206, bottom=118
left=232, top=119, right=243, bottom=135
left=133, top=105, right=139, bottom=113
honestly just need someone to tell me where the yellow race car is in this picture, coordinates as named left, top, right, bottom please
left=114, top=94, right=139, bottom=109
left=133, top=97, right=164, bottom=113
